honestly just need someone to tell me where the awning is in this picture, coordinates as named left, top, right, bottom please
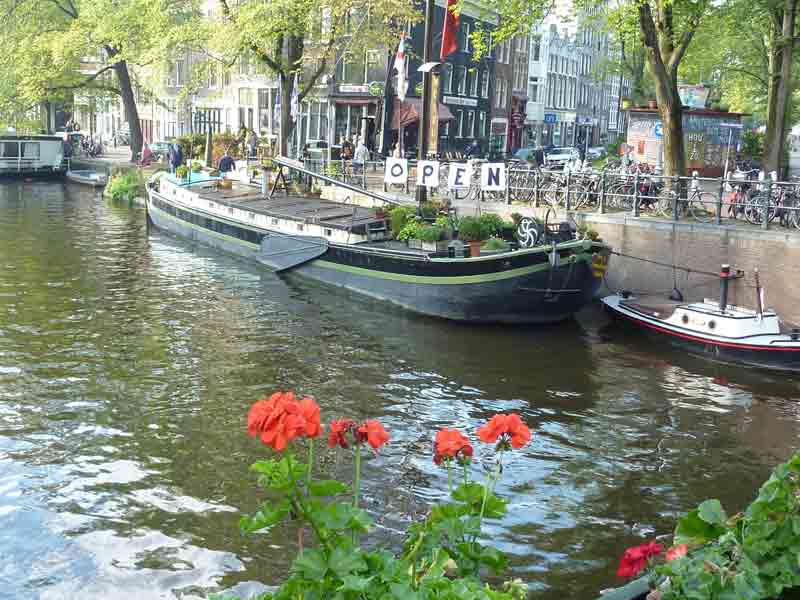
left=332, top=97, right=377, bottom=106
left=391, top=98, right=455, bottom=130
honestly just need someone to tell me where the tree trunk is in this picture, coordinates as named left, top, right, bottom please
left=112, top=60, right=143, bottom=162
left=764, top=0, right=797, bottom=174
left=764, top=32, right=781, bottom=166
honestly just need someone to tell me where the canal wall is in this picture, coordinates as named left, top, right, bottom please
left=458, top=201, right=800, bottom=324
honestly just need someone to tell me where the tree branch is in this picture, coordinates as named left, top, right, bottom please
left=46, top=0, right=77, bottom=19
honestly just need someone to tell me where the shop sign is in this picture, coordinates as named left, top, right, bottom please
left=543, top=113, right=557, bottom=124
left=368, top=82, right=385, bottom=96
left=385, top=160, right=505, bottom=191
left=338, top=84, right=369, bottom=94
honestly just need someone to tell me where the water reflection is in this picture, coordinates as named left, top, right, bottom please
left=0, top=181, right=798, bottom=600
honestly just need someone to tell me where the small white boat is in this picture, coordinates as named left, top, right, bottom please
left=602, top=265, right=800, bottom=371
left=66, top=169, right=108, bottom=187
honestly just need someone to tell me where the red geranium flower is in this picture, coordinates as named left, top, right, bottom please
left=297, top=397, right=322, bottom=438
left=356, top=420, right=390, bottom=451
left=666, top=544, right=688, bottom=562
left=433, top=428, right=473, bottom=465
left=247, top=391, right=306, bottom=451
left=477, top=413, right=532, bottom=449
left=616, top=541, right=663, bottom=578
left=328, top=418, right=355, bottom=449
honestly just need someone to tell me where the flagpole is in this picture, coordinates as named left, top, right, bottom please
left=415, top=0, right=436, bottom=205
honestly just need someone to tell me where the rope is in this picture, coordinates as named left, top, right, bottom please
left=609, top=250, right=721, bottom=279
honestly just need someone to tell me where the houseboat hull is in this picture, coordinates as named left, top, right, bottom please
left=602, top=295, right=800, bottom=371
left=146, top=192, right=609, bottom=324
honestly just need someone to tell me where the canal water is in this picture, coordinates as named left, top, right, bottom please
left=1, top=181, right=799, bottom=600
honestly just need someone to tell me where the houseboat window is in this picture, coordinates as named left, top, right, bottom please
left=248, top=212, right=255, bottom=220
left=209, top=202, right=216, bottom=209
left=22, top=143, right=40, bottom=158
left=271, top=218, right=279, bottom=225
left=324, top=228, right=332, bottom=237
left=228, top=207, right=234, bottom=214
left=1, top=142, right=19, bottom=158
left=297, top=224, right=304, bottom=231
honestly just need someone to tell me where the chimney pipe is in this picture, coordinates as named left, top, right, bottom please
left=719, top=264, right=731, bottom=313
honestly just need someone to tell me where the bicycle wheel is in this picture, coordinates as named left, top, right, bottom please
left=656, top=188, right=675, bottom=218
left=607, top=183, right=632, bottom=211
left=744, top=194, right=776, bottom=225
left=542, top=181, right=562, bottom=207
left=689, top=192, right=717, bottom=223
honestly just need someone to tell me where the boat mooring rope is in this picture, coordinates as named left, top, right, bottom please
left=609, top=250, right=720, bottom=279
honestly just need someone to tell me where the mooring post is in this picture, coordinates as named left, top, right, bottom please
left=716, top=175, right=724, bottom=225
left=533, top=170, right=540, bottom=208
left=763, top=175, right=772, bottom=230
left=632, top=171, right=640, bottom=217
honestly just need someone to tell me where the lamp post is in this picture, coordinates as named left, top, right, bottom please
left=415, top=0, right=436, bottom=205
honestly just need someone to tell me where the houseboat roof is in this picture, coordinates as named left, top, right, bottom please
left=173, top=176, right=387, bottom=232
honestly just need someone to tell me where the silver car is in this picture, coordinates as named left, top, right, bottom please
left=545, top=147, right=580, bottom=168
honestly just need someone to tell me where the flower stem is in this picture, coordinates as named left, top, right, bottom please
left=306, top=438, right=314, bottom=490
left=462, top=461, right=469, bottom=486
left=476, top=453, right=504, bottom=540
left=353, top=443, right=362, bottom=508
left=447, top=460, right=453, bottom=495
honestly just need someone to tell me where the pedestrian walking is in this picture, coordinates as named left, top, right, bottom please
left=353, top=137, right=369, bottom=174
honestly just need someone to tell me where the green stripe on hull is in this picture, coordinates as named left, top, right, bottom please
left=311, top=254, right=593, bottom=285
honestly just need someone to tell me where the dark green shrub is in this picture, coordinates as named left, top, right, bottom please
left=107, top=170, right=144, bottom=201
left=389, top=205, right=417, bottom=237
left=482, top=236, right=509, bottom=251
left=416, top=224, right=443, bottom=242
left=458, top=216, right=489, bottom=242
left=478, top=213, right=505, bottom=237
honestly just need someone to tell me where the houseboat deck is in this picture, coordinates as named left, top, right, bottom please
left=182, top=179, right=386, bottom=231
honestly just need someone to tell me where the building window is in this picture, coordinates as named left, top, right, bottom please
left=457, top=66, right=467, bottom=94
left=340, top=52, right=366, bottom=84
left=366, top=50, right=383, bottom=82
left=456, top=110, right=464, bottom=137
left=528, top=77, right=539, bottom=103
left=477, top=111, right=486, bottom=137
left=442, top=65, right=452, bottom=93
left=470, top=69, right=479, bottom=97
left=465, top=111, right=475, bottom=138
left=532, top=37, right=541, bottom=61
left=480, top=70, right=489, bottom=98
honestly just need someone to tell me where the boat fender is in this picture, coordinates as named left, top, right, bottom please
left=669, top=287, right=684, bottom=302
left=621, top=290, right=632, bottom=299
left=792, top=328, right=800, bottom=341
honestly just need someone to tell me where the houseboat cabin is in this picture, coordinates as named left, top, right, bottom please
left=0, top=135, right=66, bottom=176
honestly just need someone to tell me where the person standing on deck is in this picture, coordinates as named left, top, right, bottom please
left=248, top=129, right=259, bottom=159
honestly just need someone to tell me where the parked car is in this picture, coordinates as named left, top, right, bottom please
left=512, top=147, right=544, bottom=166
left=587, top=146, right=607, bottom=160
left=545, top=146, right=580, bottom=168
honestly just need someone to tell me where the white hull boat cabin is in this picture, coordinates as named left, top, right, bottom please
left=0, top=135, right=66, bottom=176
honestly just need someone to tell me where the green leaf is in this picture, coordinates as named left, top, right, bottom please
left=674, top=508, right=726, bottom=546
left=453, top=482, right=486, bottom=505
left=314, top=501, right=373, bottom=533
left=328, top=546, right=366, bottom=578
left=698, top=499, right=727, bottom=526
left=482, top=494, right=508, bottom=519
left=292, top=548, right=328, bottom=580
left=308, top=479, right=349, bottom=497
left=239, top=499, right=291, bottom=534
left=338, top=574, right=373, bottom=593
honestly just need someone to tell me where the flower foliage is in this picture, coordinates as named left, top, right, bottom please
left=477, top=413, right=532, bottom=449
left=434, top=428, right=473, bottom=465
left=615, top=452, right=800, bottom=600
left=236, top=393, right=533, bottom=600
left=616, top=541, right=663, bottom=578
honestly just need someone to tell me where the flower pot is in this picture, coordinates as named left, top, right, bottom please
left=408, top=239, right=423, bottom=250
left=468, top=241, right=482, bottom=257
left=648, top=100, right=657, bottom=109
left=621, top=98, right=632, bottom=110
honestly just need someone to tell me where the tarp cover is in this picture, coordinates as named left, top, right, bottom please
left=391, top=98, right=455, bottom=130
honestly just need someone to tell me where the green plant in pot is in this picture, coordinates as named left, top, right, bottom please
left=482, top=236, right=510, bottom=254
left=191, top=161, right=203, bottom=173
left=175, top=166, right=189, bottom=180
left=389, top=205, right=416, bottom=238
left=458, top=216, right=489, bottom=257
left=397, top=216, right=422, bottom=243
left=479, top=213, right=505, bottom=238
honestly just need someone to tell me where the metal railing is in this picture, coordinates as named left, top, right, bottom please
left=290, top=156, right=800, bottom=231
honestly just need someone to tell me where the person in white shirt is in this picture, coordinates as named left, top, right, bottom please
left=353, top=137, right=369, bottom=174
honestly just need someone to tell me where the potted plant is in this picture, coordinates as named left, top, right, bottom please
left=621, top=97, right=632, bottom=110
left=416, top=224, right=446, bottom=252
left=458, top=216, right=489, bottom=257
left=191, top=161, right=203, bottom=173
left=718, top=102, right=730, bottom=112
left=389, top=205, right=416, bottom=239
left=647, top=99, right=657, bottom=109
left=175, top=165, right=189, bottom=180
left=479, top=213, right=505, bottom=238
left=481, top=236, right=510, bottom=255
left=397, top=217, right=422, bottom=247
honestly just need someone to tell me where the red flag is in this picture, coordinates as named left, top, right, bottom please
left=440, top=0, right=459, bottom=60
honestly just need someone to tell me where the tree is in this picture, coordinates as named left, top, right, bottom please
left=207, top=0, right=419, bottom=155
left=0, top=0, right=194, bottom=160
left=476, top=0, right=711, bottom=176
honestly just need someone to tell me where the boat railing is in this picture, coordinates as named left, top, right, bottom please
left=271, top=156, right=407, bottom=207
